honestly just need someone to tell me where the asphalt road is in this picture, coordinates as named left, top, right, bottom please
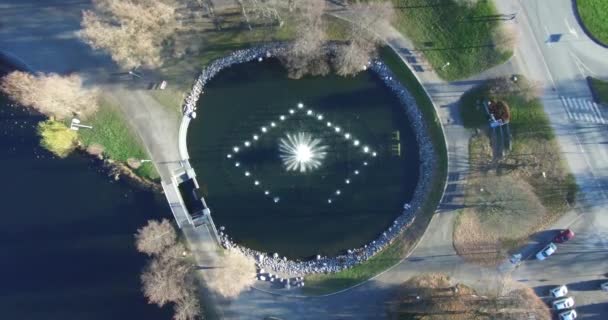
left=493, top=0, right=608, bottom=318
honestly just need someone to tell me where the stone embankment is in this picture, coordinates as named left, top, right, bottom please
left=182, top=45, right=437, bottom=277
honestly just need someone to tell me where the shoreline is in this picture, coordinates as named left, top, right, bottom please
left=180, top=45, right=438, bottom=277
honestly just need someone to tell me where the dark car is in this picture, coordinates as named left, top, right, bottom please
left=554, top=229, right=575, bottom=243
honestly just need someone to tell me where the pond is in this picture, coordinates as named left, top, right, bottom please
left=0, top=94, right=171, bottom=320
left=187, top=59, right=421, bottom=259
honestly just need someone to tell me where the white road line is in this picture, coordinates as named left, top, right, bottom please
left=561, top=97, right=574, bottom=120
left=589, top=100, right=606, bottom=124
left=565, top=18, right=578, bottom=38
left=569, top=97, right=581, bottom=111
left=585, top=100, right=602, bottom=124
left=574, top=98, right=588, bottom=111
left=584, top=113, right=593, bottom=123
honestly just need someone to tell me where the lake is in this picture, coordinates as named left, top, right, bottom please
left=0, top=94, right=171, bottom=319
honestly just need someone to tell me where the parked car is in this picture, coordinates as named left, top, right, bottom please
left=536, top=243, right=557, bottom=260
left=554, top=229, right=575, bottom=243
left=558, top=309, right=577, bottom=320
left=553, top=297, right=575, bottom=310
left=601, top=282, right=608, bottom=292
left=550, top=285, right=568, bottom=298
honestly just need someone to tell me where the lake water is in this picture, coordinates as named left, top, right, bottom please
left=187, top=60, right=421, bottom=258
left=0, top=94, right=171, bottom=319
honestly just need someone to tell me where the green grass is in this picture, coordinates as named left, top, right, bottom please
left=303, top=46, right=448, bottom=295
left=589, top=77, right=608, bottom=105
left=390, top=0, right=512, bottom=80
left=577, top=0, right=608, bottom=45
left=78, top=100, right=159, bottom=180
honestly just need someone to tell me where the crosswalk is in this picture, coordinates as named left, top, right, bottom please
left=560, top=96, right=606, bottom=124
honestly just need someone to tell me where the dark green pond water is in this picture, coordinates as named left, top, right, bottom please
left=0, top=94, right=171, bottom=319
left=188, top=60, right=420, bottom=258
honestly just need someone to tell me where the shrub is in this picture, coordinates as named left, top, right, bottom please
left=37, top=120, right=78, bottom=158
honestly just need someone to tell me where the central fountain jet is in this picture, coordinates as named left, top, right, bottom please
left=279, top=132, right=328, bottom=173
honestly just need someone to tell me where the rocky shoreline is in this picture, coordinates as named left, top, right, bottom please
left=183, top=45, right=438, bottom=277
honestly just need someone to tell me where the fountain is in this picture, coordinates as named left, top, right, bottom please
left=278, top=132, right=327, bottom=173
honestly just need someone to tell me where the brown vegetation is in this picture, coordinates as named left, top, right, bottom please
left=390, top=273, right=550, bottom=320
left=487, top=100, right=511, bottom=122
left=137, top=219, right=201, bottom=320
left=487, top=76, right=541, bottom=103
left=135, top=218, right=178, bottom=256
left=203, top=249, right=256, bottom=298
left=333, top=1, right=395, bottom=76
left=454, top=175, right=546, bottom=265
left=492, top=23, right=518, bottom=54
left=0, top=71, right=99, bottom=120
left=280, top=0, right=329, bottom=79
left=80, top=0, right=180, bottom=69
left=237, top=0, right=284, bottom=29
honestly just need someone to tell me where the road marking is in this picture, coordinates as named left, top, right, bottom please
left=588, top=100, right=606, bottom=124
left=565, top=18, right=578, bottom=38
left=561, top=97, right=606, bottom=124
left=569, top=50, right=599, bottom=78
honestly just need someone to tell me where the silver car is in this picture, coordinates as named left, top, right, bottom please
left=536, top=243, right=557, bottom=260
left=558, top=309, right=577, bottom=320
left=553, top=297, right=575, bottom=310
left=550, top=285, right=568, bottom=298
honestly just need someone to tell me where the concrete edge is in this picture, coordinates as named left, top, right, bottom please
left=571, top=0, right=608, bottom=49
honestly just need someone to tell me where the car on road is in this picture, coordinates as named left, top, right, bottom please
left=553, top=297, right=575, bottom=310
left=558, top=309, right=577, bottom=320
left=550, top=285, right=568, bottom=298
left=553, top=229, right=575, bottom=243
left=601, top=282, right=608, bottom=292
left=536, top=243, right=557, bottom=260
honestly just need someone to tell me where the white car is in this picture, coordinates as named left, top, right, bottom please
left=558, top=309, right=577, bottom=320
left=553, top=297, right=575, bottom=310
left=550, top=285, right=568, bottom=298
left=536, top=243, right=557, bottom=260
left=601, top=282, right=608, bottom=292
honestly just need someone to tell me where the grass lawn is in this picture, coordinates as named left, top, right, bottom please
left=454, top=77, right=577, bottom=265
left=589, top=77, right=608, bottom=105
left=576, top=0, right=608, bottom=45
left=78, top=99, right=159, bottom=180
left=303, top=46, right=448, bottom=295
left=390, top=0, right=512, bottom=80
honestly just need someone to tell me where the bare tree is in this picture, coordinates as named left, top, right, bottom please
left=173, top=290, right=201, bottom=320
left=236, top=0, right=283, bottom=30
left=487, top=76, right=541, bottom=102
left=493, top=23, right=518, bottom=54
left=141, top=242, right=191, bottom=307
left=0, top=71, right=99, bottom=120
left=204, top=249, right=256, bottom=298
left=333, top=1, right=395, bottom=76
left=135, top=219, right=178, bottom=256
left=281, top=0, right=329, bottom=78
left=80, top=0, right=180, bottom=69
